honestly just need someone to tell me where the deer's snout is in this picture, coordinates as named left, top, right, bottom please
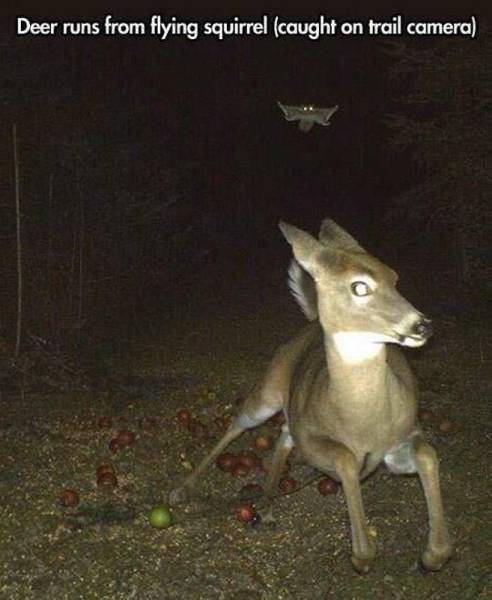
left=412, top=318, right=433, bottom=340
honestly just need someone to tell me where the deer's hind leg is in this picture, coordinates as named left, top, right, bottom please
left=169, top=382, right=284, bottom=505
left=260, top=424, right=294, bottom=524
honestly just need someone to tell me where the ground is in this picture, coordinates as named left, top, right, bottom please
left=0, top=260, right=490, bottom=599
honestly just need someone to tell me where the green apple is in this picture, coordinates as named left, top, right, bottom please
left=149, top=505, right=173, bottom=529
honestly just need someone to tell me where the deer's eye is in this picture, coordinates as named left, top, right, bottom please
left=351, top=281, right=372, bottom=297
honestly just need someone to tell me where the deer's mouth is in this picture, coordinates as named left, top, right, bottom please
left=393, top=331, right=429, bottom=348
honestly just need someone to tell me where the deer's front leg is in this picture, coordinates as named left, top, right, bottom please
left=384, top=434, right=453, bottom=570
left=303, top=437, right=376, bottom=574
left=413, top=438, right=453, bottom=570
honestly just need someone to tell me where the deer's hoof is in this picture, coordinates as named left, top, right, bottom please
left=351, top=538, right=376, bottom=574
left=351, top=556, right=373, bottom=575
left=419, top=545, right=453, bottom=573
left=169, top=485, right=189, bottom=506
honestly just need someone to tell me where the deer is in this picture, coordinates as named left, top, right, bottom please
left=169, top=219, right=453, bottom=574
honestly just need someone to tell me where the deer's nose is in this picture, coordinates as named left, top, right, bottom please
left=412, top=318, right=433, bottom=339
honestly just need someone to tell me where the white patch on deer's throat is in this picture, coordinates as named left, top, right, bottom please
left=332, top=332, right=384, bottom=364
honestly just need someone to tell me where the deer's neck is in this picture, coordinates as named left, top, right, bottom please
left=324, top=332, right=389, bottom=396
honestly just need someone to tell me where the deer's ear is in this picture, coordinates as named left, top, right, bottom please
left=279, top=222, right=324, bottom=277
left=319, top=219, right=366, bottom=253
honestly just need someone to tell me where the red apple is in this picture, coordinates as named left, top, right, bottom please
left=240, top=483, right=264, bottom=498
left=96, top=464, right=115, bottom=478
left=117, top=430, right=135, bottom=446
left=97, top=471, right=118, bottom=488
left=237, top=502, right=256, bottom=523
left=109, top=438, right=122, bottom=453
left=279, top=477, right=296, bottom=493
left=232, top=463, right=250, bottom=478
left=60, top=489, right=79, bottom=507
left=216, top=453, right=238, bottom=473
left=418, top=408, right=435, bottom=423
left=237, top=452, right=259, bottom=470
left=177, top=409, right=191, bottom=425
left=318, top=477, right=338, bottom=496
left=254, top=435, right=273, bottom=451
left=438, top=418, right=453, bottom=433
left=98, top=416, right=112, bottom=429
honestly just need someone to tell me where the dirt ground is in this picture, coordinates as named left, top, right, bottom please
left=0, top=266, right=490, bottom=599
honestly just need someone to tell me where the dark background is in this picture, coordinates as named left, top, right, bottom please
left=0, top=8, right=489, bottom=353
